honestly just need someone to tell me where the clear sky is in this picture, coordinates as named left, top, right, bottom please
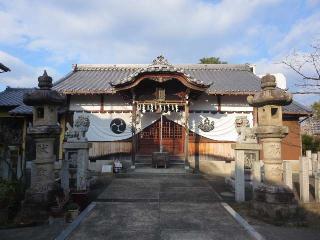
left=0, top=0, right=320, bottom=105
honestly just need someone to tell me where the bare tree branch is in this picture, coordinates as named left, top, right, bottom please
left=292, top=92, right=320, bottom=94
left=282, top=60, right=320, bottom=80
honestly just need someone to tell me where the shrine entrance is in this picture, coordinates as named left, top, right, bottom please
left=111, top=55, right=209, bottom=168
left=137, top=116, right=184, bottom=156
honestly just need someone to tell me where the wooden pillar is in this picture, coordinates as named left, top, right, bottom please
left=217, top=95, right=221, bottom=112
left=58, top=114, right=66, bottom=160
left=131, top=91, right=136, bottom=168
left=184, top=102, right=189, bottom=169
left=21, top=118, right=27, bottom=181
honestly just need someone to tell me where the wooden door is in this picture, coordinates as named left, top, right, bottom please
left=137, top=117, right=184, bottom=155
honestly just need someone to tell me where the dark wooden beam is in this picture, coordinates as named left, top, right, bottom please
left=217, top=95, right=221, bottom=112
left=100, top=94, right=105, bottom=113
left=131, top=90, right=136, bottom=167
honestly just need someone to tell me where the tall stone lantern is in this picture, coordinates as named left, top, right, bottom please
left=22, top=71, right=65, bottom=221
left=247, top=74, right=296, bottom=219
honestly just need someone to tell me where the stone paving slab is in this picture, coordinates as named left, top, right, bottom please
left=160, top=188, right=218, bottom=203
left=160, top=202, right=235, bottom=230
left=98, top=186, right=160, bottom=200
left=68, top=174, right=252, bottom=240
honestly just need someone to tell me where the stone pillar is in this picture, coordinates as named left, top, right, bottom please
left=232, top=143, right=261, bottom=202
left=30, top=138, right=56, bottom=197
left=63, top=142, right=90, bottom=192
left=299, top=156, right=309, bottom=203
left=312, top=153, right=317, bottom=176
left=235, top=149, right=245, bottom=202
left=283, top=161, right=292, bottom=190
left=261, top=138, right=283, bottom=184
left=252, top=160, right=261, bottom=190
left=316, top=152, right=320, bottom=202
left=230, top=161, right=235, bottom=178
left=315, top=171, right=320, bottom=203
left=306, top=150, right=312, bottom=176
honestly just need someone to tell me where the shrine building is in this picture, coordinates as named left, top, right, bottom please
left=0, top=55, right=312, bottom=177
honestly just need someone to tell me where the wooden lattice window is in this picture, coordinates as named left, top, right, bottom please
left=140, top=119, right=183, bottom=139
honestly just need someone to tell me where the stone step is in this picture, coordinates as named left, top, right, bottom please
left=136, top=155, right=185, bottom=165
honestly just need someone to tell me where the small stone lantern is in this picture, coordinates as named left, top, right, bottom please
left=22, top=71, right=65, bottom=222
left=248, top=74, right=297, bottom=219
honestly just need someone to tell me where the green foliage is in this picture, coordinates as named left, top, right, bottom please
left=66, top=202, right=80, bottom=211
left=302, top=134, right=320, bottom=154
left=311, top=101, right=320, bottom=119
left=199, top=57, right=227, bottom=64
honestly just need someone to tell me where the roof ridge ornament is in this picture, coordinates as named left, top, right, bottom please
left=151, top=55, right=172, bottom=67
left=111, top=55, right=210, bottom=89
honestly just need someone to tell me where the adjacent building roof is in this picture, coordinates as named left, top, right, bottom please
left=283, top=101, right=312, bottom=116
left=0, top=87, right=34, bottom=115
left=0, top=87, right=34, bottom=106
left=9, top=104, right=33, bottom=115
left=53, top=56, right=261, bottom=95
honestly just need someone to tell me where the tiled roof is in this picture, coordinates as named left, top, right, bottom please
left=9, top=104, right=33, bottom=115
left=53, top=63, right=261, bottom=94
left=0, top=87, right=34, bottom=106
left=283, top=100, right=312, bottom=116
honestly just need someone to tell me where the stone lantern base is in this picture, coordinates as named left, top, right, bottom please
left=17, top=188, right=56, bottom=225
left=253, top=183, right=298, bottom=221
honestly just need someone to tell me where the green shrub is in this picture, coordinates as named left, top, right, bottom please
left=65, top=202, right=79, bottom=211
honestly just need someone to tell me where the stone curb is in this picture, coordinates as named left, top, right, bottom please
left=54, top=202, right=96, bottom=240
left=221, top=202, right=265, bottom=240
left=209, top=184, right=265, bottom=240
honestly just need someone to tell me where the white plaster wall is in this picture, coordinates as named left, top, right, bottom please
left=69, top=95, right=100, bottom=111
left=220, top=95, right=253, bottom=112
left=189, top=94, right=218, bottom=111
left=103, top=94, right=132, bottom=111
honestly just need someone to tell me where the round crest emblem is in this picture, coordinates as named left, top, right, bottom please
left=110, top=118, right=126, bottom=134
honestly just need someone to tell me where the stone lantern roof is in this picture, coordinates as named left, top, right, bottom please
left=23, top=70, right=65, bottom=106
left=247, top=74, right=292, bottom=107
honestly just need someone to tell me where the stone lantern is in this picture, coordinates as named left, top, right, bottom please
left=22, top=71, right=65, bottom=222
left=247, top=74, right=296, bottom=219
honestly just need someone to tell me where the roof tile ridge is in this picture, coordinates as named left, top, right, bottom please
left=176, top=64, right=252, bottom=71
left=75, top=64, right=147, bottom=71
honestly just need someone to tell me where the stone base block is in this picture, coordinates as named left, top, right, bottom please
left=253, top=183, right=298, bottom=221
left=17, top=201, right=49, bottom=225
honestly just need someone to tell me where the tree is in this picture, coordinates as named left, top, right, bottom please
left=282, top=41, right=320, bottom=94
left=311, top=101, right=320, bottom=119
left=302, top=134, right=320, bottom=154
left=199, top=57, right=227, bottom=64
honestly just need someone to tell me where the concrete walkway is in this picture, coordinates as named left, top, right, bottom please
left=68, top=173, right=253, bottom=240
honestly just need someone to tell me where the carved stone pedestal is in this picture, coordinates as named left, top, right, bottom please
left=62, top=141, right=90, bottom=192
left=253, top=183, right=297, bottom=220
left=231, top=143, right=261, bottom=202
